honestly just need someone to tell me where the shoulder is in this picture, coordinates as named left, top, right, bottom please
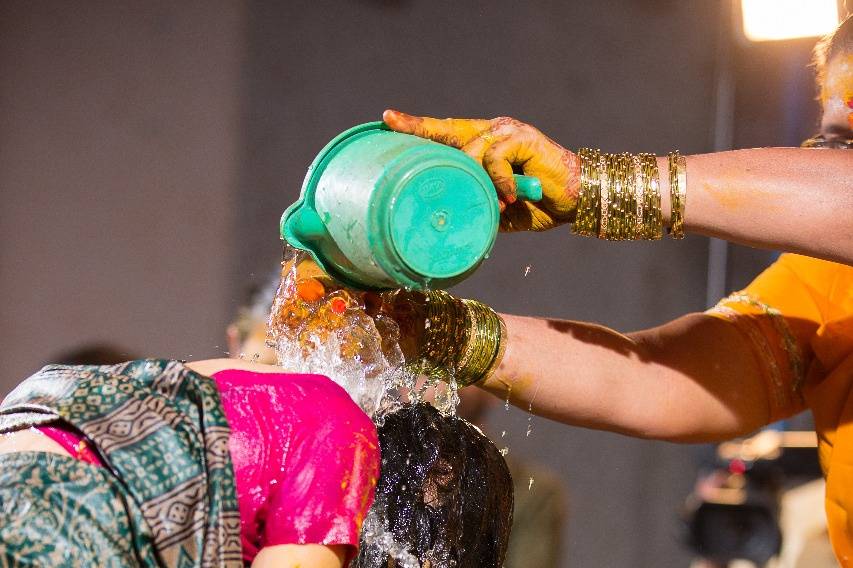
left=293, top=374, right=369, bottom=414
left=289, top=375, right=378, bottom=438
left=767, top=254, right=853, bottom=311
left=776, top=253, right=852, bottom=279
left=209, top=367, right=377, bottom=440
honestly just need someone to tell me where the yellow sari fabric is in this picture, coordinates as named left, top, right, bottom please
left=709, top=253, right=853, bottom=564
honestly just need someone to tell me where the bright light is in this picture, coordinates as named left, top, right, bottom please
left=741, top=0, right=840, bottom=42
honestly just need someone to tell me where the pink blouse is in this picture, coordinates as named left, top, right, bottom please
left=39, top=370, right=380, bottom=564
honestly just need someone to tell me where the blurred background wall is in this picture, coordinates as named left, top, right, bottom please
left=0, top=0, right=245, bottom=373
left=0, top=1, right=825, bottom=565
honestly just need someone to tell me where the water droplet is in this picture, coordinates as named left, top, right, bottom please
left=499, top=447, right=509, bottom=456
left=523, top=264, right=532, bottom=277
left=500, top=430, right=506, bottom=438
left=528, top=476, right=535, bottom=491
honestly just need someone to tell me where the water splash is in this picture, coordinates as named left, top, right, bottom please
left=267, top=246, right=464, bottom=419
left=428, top=376, right=460, bottom=417
left=267, top=248, right=412, bottom=417
left=358, top=507, right=422, bottom=568
left=267, top=246, right=466, bottom=564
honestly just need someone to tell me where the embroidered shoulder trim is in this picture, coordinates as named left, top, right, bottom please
left=723, top=292, right=805, bottom=392
left=709, top=303, right=789, bottom=410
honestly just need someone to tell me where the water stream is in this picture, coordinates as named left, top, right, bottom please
left=266, top=245, right=529, bottom=565
left=266, top=245, right=466, bottom=565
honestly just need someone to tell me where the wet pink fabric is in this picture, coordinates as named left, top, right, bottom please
left=39, top=370, right=380, bottom=565
left=212, top=369, right=380, bottom=564
left=37, top=424, right=105, bottom=466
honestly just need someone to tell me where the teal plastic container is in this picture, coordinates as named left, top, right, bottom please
left=281, top=121, right=542, bottom=290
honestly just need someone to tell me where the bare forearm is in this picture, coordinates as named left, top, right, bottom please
left=483, top=314, right=650, bottom=434
left=482, top=313, right=771, bottom=442
left=658, top=148, right=853, bottom=264
left=252, top=544, right=346, bottom=568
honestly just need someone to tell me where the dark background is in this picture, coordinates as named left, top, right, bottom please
left=0, top=1, right=826, bottom=565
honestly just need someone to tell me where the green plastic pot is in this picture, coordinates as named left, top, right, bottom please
left=281, top=121, right=542, bottom=290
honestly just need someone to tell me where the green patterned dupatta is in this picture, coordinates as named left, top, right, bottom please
left=0, top=359, right=243, bottom=567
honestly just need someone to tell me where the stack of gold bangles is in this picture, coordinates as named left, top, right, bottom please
left=573, top=148, right=686, bottom=240
left=407, top=290, right=506, bottom=388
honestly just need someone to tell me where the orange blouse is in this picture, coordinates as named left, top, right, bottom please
left=707, top=253, right=853, bottom=565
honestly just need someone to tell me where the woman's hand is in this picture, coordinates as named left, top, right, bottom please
left=383, top=109, right=580, bottom=232
left=375, top=290, right=431, bottom=363
left=378, top=289, right=505, bottom=387
left=251, top=544, right=347, bottom=568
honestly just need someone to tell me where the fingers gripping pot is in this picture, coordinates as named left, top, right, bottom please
left=281, top=122, right=542, bottom=290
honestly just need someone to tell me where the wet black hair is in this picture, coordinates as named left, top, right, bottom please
left=354, top=403, right=513, bottom=568
left=50, top=343, right=136, bottom=366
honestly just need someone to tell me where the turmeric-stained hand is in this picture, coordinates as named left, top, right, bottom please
left=383, top=109, right=580, bottom=232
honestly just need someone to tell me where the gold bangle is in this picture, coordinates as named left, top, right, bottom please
left=639, top=153, right=663, bottom=239
left=481, top=313, right=507, bottom=383
left=457, top=299, right=505, bottom=387
left=617, top=153, right=636, bottom=240
left=603, top=153, right=636, bottom=240
left=408, top=292, right=506, bottom=387
left=631, top=154, right=645, bottom=239
left=598, top=154, right=611, bottom=239
left=609, top=154, right=621, bottom=239
left=573, top=148, right=601, bottom=237
left=574, top=149, right=663, bottom=241
left=668, top=152, right=686, bottom=239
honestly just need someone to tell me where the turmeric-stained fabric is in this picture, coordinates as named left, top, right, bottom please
left=707, top=253, right=853, bottom=565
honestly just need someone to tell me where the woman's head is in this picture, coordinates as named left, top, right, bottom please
left=354, top=403, right=513, bottom=568
left=813, top=15, right=853, bottom=144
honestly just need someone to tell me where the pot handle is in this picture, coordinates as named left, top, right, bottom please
left=513, top=174, right=543, bottom=201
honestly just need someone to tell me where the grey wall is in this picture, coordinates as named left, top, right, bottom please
left=0, top=1, right=825, bottom=566
left=0, top=1, right=245, bottom=383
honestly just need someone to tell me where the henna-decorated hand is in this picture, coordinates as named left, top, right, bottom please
left=383, top=109, right=580, bottom=232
